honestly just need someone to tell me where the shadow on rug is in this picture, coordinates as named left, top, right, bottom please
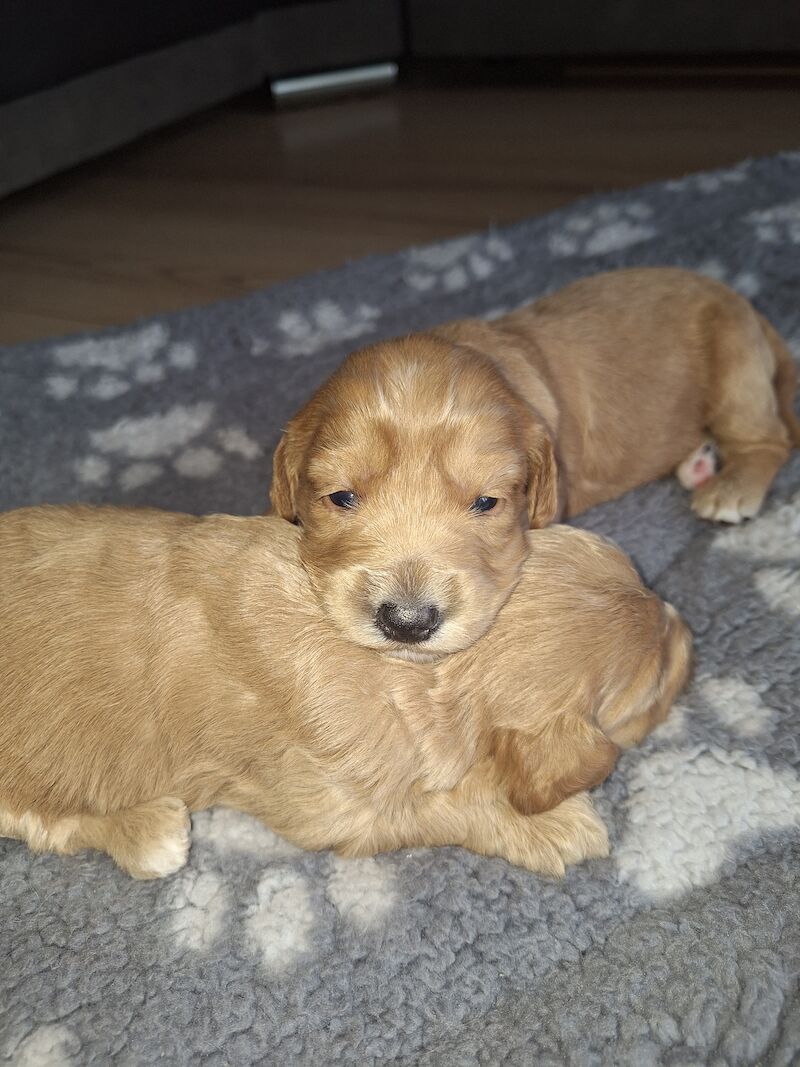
left=1, top=152, right=799, bottom=1067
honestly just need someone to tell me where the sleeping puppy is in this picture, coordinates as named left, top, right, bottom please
left=271, top=267, right=798, bottom=657
left=0, top=506, right=690, bottom=879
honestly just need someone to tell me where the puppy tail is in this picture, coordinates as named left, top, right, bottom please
left=759, top=313, right=800, bottom=448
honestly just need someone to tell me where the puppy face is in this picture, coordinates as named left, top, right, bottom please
left=271, top=335, right=558, bottom=659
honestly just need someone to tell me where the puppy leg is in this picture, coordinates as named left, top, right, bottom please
left=422, top=778, right=610, bottom=875
left=692, top=309, right=794, bottom=523
left=338, top=767, right=609, bottom=875
left=0, top=796, right=190, bottom=879
left=491, top=721, right=619, bottom=815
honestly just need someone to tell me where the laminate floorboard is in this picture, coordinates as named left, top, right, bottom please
left=1, top=82, right=799, bottom=344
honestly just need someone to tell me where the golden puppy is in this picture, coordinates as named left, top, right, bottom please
left=0, top=506, right=690, bottom=879
left=271, top=267, right=798, bottom=657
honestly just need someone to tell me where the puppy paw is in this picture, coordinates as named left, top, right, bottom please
left=510, top=794, right=610, bottom=876
left=676, top=440, right=719, bottom=490
left=691, top=472, right=766, bottom=524
left=549, top=793, right=610, bottom=867
left=123, top=797, right=191, bottom=880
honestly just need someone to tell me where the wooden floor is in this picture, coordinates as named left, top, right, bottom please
left=2, top=80, right=799, bottom=345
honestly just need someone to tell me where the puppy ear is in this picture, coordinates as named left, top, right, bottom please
left=525, top=423, right=560, bottom=528
left=270, top=418, right=309, bottom=520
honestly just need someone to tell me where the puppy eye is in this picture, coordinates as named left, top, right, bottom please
left=328, top=490, right=358, bottom=509
left=470, top=495, right=498, bottom=513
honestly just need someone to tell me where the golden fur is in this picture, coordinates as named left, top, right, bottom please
left=0, top=506, right=690, bottom=879
left=271, top=267, right=799, bottom=657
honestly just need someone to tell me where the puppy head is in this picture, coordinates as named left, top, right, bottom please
left=270, top=334, right=558, bottom=659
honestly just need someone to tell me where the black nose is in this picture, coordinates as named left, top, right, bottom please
left=375, top=602, right=441, bottom=644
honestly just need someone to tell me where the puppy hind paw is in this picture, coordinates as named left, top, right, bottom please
left=691, top=474, right=766, bottom=524
left=676, top=440, right=719, bottom=490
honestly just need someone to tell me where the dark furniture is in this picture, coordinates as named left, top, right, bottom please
left=0, top=0, right=403, bottom=197
left=406, top=0, right=800, bottom=59
left=2, top=0, right=799, bottom=198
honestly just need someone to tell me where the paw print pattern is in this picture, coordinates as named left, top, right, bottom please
left=752, top=567, right=800, bottom=617
left=747, top=200, right=800, bottom=245
left=548, top=202, right=656, bottom=258
left=696, top=676, right=776, bottom=738
left=663, top=161, right=750, bottom=194
left=404, top=234, right=514, bottom=294
left=252, top=299, right=381, bottom=357
left=481, top=305, right=511, bottom=321
left=713, top=488, right=800, bottom=563
left=42, top=323, right=263, bottom=494
left=168, top=809, right=398, bottom=970
left=695, top=258, right=761, bottom=298
left=5, top=1023, right=81, bottom=1066
left=615, top=491, right=800, bottom=901
left=167, top=869, right=229, bottom=953
left=615, top=742, right=800, bottom=901
left=45, top=323, right=197, bottom=403
left=73, top=402, right=262, bottom=493
left=245, top=868, right=316, bottom=970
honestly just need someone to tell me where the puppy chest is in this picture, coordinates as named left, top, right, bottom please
left=389, top=699, right=478, bottom=794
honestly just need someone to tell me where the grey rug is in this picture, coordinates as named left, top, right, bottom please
left=2, top=153, right=800, bottom=1067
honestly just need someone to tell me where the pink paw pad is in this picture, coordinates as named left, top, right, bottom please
left=676, top=441, right=719, bottom=490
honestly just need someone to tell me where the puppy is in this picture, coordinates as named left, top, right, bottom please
left=271, top=267, right=798, bottom=657
left=0, top=506, right=690, bottom=879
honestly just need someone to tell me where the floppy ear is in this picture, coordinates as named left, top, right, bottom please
left=525, top=422, right=560, bottom=528
left=269, top=432, right=300, bottom=519
left=271, top=402, right=323, bottom=519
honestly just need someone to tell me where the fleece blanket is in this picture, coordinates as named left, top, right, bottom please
left=1, top=152, right=799, bottom=1067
